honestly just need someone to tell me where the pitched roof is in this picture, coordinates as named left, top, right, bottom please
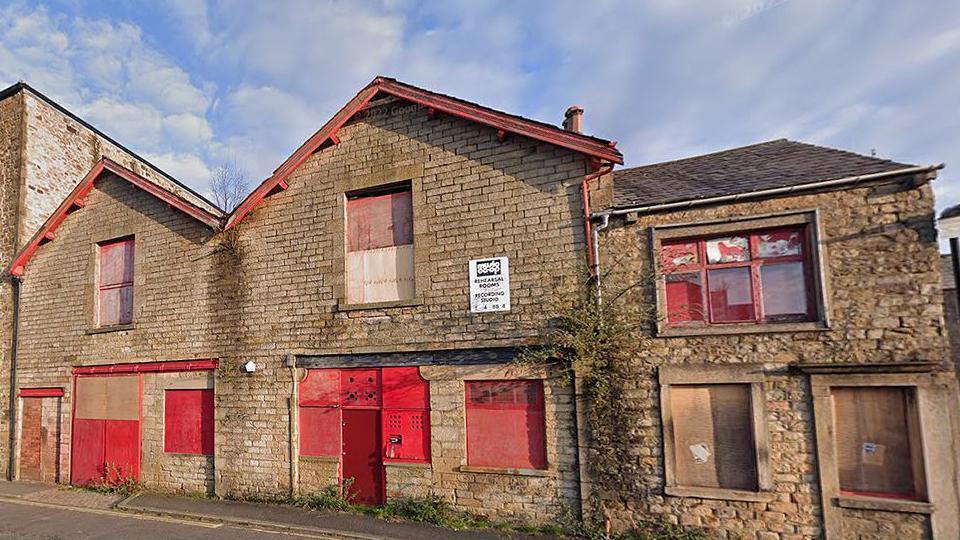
left=9, top=158, right=222, bottom=277
left=226, top=76, right=623, bottom=229
left=612, top=139, right=919, bottom=210
left=0, top=81, right=222, bottom=215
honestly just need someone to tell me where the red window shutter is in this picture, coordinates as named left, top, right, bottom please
left=465, top=380, right=547, bottom=470
left=382, top=367, right=429, bottom=410
left=299, top=369, right=339, bottom=407
left=346, top=190, right=413, bottom=251
left=98, top=238, right=134, bottom=326
left=299, top=407, right=341, bottom=457
left=164, top=389, right=214, bottom=455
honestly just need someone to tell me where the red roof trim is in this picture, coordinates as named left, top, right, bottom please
left=19, top=387, right=65, bottom=398
left=225, top=77, right=623, bottom=229
left=73, top=359, right=219, bottom=375
left=9, top=159, right=222, bottom=277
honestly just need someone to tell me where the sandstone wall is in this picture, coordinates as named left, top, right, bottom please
left=0, top=91, right=24, bottom=478
left=14, top=174, right=221, bottom=483
left=596, top=177, right=953, bottom=539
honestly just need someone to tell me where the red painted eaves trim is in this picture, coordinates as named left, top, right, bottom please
left=378, top=79, right=623, bottom=164
left=225, top=76, right=624, bottom=230
left=225, top=85, right=380, bottom=230
left=19, top=387, right=65, bottom=398
left=8, top=159, right=222, bottom=277
left=73, top=359, right=219, bottom=375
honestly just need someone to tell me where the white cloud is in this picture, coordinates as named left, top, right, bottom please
left=143, top=152, right=213, bottom=187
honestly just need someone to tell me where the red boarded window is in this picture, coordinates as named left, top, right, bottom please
left=346, top=185, right=415, bottom=304
left=299, top=370, right=340, bottom=457
left=465, top=380, right=546, bottom=470
left=164, top=389, right=214, bottom=455
left=661, top=227, right=814, bottom=326
left=97, top=237, right=134, bottom=326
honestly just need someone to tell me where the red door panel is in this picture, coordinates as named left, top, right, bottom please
left=71, top=419, right=105, bottom=485
left=342, top=409, right=382, bottom=505
left=19, top=398, right=42, bottom=481
left=104, top=420, right=140, bottom=481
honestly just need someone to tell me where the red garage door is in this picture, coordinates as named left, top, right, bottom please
left=71, top=374, right=141, bottom=485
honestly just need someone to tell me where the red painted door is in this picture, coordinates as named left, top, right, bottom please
left=71, top=375, right=141, bottom=485
left=341, top=409, right=382, bottom=505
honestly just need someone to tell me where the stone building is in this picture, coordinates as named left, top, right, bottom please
left=0, top=82, right=220, bottom=480
left=594, top=140, right=960, bottom=538
left=2, top=77, right=959, bottom=539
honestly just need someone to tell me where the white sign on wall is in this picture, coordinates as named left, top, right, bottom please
left=469, top=257, right=511, bottom=313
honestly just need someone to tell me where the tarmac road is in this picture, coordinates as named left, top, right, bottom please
left=0, top=498, right=355, bottom=540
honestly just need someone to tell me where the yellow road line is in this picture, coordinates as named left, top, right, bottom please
left=0, top=497, right=223, bottom=528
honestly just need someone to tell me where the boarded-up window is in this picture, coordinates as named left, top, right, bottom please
left=346, top=186, right=414, bottom=304
left=465, top=380, right=546, bottom=470
left=299, top=369, right=340, bottom=457
left=668, top=384, right=758, bottom=491
left=164, top=389, right=214, bottom=455
left=833, top=386, right=924, bottom=500
left=98, top=237, right=134, bottom=326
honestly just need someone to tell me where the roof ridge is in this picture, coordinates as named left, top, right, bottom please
left=618, top=139, right=790, bottom=172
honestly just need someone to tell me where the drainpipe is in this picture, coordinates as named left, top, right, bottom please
left=6, top=276, right=21, bottom=481
left=582, top=164, right=614, bottom=278
left=286, top=354, right=299, bottom=496
left=573, top=162, right=613, bottom=522
left=591, top=213, right=610, bottom=305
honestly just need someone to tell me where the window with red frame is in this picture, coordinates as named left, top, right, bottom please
left=97, top=237, right=134, bottom=326
left=465, top=380, right=546, bottom=470
left=164, top=389, right=214, bottom=455
left=660, top=227, right=814, bottom=325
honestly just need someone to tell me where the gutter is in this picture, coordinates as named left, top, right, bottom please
left=596, top=163, right=944, bottom=219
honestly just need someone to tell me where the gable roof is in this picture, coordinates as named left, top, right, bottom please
left=226, top=76, right=623, bottom=229
left=0, top=81, right=222, bottom=215
left=612, top=139, right=924, bottom=210
left=9, top=158, right=222, bottom=277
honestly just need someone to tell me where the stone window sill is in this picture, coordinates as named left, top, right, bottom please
left=86, top=323, right=136, bottom=335
left=164, top=452, right=213, bottom=458
left=336, top=298, right=423, bottom=312
left=665, top=485, right=776, bottom=503
left=299, top=456, right=340, bottom=463
left=657, top=320, right=826, bottom=338
left=837, top=495, right=933, bottom=514
left=458, top=465, right=553, bottom=478
left=384, top=461, right=431, bottom=469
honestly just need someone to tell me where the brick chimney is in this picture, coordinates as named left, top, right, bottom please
left=563, top=105, right=583, bottom=133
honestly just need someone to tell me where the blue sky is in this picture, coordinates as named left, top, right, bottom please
left=0, top=0, right=958, bottom=222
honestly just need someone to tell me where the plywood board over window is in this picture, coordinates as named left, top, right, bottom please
left=669, top=384, right=758, bottom=491
left=345, top=186, right=415, bottom=304
left=97, top=237, right=134, bottom=326
left=659, top=364, right=773, bottom=502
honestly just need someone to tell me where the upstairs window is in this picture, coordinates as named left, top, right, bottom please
left=97, top=237, right=134, bottom=326
left=661, top=227, right=814, bottom=326
left=346, top=184, right=414, bottom=304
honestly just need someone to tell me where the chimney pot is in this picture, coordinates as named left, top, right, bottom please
left=563, top=105, right=584, bottom=133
